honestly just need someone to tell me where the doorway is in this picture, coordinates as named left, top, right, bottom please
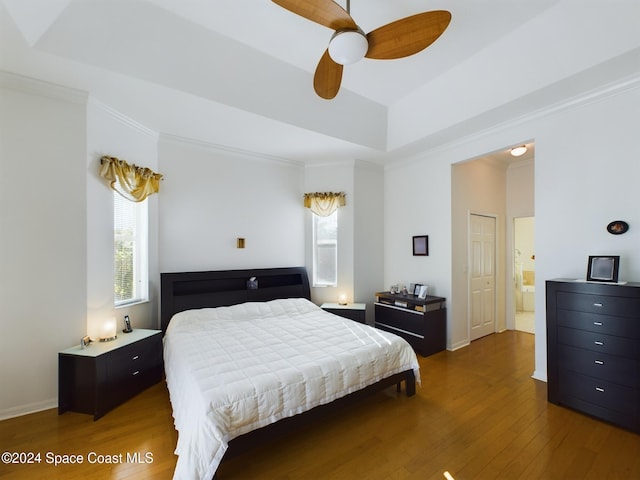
left=514, top=216, right=535, bottom=334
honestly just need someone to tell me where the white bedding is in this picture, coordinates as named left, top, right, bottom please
left=163, top=298, right=420, bottom=480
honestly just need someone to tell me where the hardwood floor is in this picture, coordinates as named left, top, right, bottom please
left=1, top=331, right=638, bottom=479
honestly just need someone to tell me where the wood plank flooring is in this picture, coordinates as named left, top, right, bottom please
left=1, top=331, right=638, bottom=479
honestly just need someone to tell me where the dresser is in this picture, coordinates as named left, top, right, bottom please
left=374, top=291, right=446, bottom=356
left=546, top=279, right=640, bottom=433
left=58, top=329, right=163, bottom=420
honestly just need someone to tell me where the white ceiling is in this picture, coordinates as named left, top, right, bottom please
left=2, top=0, right=640, bottom=165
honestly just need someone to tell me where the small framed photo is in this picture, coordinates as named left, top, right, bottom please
left=586, top=255, right=620, bottom=283
left=413, top=283, right=423, bottom=296
left=417, top=285, right=428, bottom=299
left=413, top=235, right=429, bottom=256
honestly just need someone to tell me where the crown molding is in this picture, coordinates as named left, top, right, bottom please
left=159, top=133, right=304, bottom=168
left=88, top=97, right=158, bottom=139
left=0, top=70, right=88, bottom=105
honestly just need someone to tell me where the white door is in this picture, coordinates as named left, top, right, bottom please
left=469, top=214, right=496, bottom=340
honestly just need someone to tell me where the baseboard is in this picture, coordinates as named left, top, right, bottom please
left=449, top=339, right=470, bottom=351
left=0, top=398, right=57, bottom=421
left=531, top=369, right=547, bottom=382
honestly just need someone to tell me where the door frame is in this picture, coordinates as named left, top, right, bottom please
left=467, top=211, right=498, bottom=341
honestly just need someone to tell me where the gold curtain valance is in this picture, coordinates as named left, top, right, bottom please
left=99, top=156, right=163, bottom=202
left=303, top=192, right=346, bottom=216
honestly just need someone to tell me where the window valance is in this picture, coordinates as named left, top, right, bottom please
left=99, top=156, right=163, bottom=202
left=303, top=192, right=346, bottom=216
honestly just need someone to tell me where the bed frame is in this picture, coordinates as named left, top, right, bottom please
left=160, top=266, right=416, bottom=461
left=160, top=266, right=311, bottom=333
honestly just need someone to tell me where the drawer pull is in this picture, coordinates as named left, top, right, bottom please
left=594, top=341, right=604, bottom=346
left=595, top=387, right=605, bottom=393
left=594, top=360, right=604, bottom=365
left=593, top=302, right=603, bottom=307
left=593, top=321, right=603, bottom=326
left=132, top=370, right=140, bottom=376
left=132, top=355, right=139, bottom=360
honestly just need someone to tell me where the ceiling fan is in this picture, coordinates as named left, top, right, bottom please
left=272, top=0, right=452, bottom=99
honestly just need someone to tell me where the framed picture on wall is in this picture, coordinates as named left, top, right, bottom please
left=413, top=235, right=429, bottom=256
left=586, top=255, right=620, bottom=283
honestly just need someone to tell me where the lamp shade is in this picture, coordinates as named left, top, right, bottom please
left=100, top=318, right=117, bottom=342
left=328, top=29, right=368, bottom=65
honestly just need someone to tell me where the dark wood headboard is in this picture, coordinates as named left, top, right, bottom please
left=160, top=266, right=310, bottom=333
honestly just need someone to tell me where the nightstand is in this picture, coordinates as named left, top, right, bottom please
left=58, top=329, right=163, bottom=420
left=321, top=303, right=367, bottom=324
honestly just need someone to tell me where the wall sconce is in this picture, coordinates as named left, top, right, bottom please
left=237, top=238, right=245, bottom=248
left=100, top=318, right=118, bottom=342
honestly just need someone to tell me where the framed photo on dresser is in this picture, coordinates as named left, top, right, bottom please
left=586, top=255, right=620, bottom=283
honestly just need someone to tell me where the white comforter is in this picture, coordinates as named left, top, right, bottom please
left=163, top=298, right=420, bottom=480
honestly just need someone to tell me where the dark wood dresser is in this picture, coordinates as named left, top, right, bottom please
left=546, top=279, right=640, bottom=433
left=58, top=329, right=163, bottom=420
left=374, top=291, right=446, bottom=356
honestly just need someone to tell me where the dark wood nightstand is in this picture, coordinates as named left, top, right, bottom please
left=321, top=303, right=367, bottom=324
left=58, top=329, right=163, bottom=420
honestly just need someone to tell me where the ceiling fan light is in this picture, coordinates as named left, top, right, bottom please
left=510, top=145, right=527, bottom=157
left=328, top=29, right=368, bottom=65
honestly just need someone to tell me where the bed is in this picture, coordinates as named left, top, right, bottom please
left=161, top=267, right=420, bottom=480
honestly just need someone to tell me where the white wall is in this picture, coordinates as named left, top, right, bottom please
left=451, top=158, right=508, bottom=349
left=353, top=161, right=384, bottom=323
left=384, top=80, right=640, bottom=381
left=506, top=159, right=535, bottom=220
left=384, top=156, right=453, bottom=338
left=158, top=136, right=305, bottom=273
left=0, top=79, right=87, bottom=418
left=86, top=100, right=160, bottom=337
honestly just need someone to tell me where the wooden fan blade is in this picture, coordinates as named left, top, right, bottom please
left=365, top=10, right=452, bottom=60
left=314, top=50, right=343, bottom=99
left=272, top=0, right=357, bottom=30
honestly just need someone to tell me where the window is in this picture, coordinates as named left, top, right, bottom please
left=312, top=210, right=338, bottom=287
left=114, top=192, right=148, bottom=306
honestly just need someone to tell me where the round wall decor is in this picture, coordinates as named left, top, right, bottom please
left=607, top=220, right=629, bottom=235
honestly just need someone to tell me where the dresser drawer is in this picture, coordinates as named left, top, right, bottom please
left=375, top=303, right=424, bottom=336
left=557, top=309, right=640, bottom=338
left=108, top=335, right=161, bottom=377
left=557, top=326, right=637, bottom=358
left=105, top=334, right=162, bottom=409
left=558, top=345, right=638, bottom=387
left=557, top=291, right=640, bottom=318
left=559, top=370, right=637, bottom=416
